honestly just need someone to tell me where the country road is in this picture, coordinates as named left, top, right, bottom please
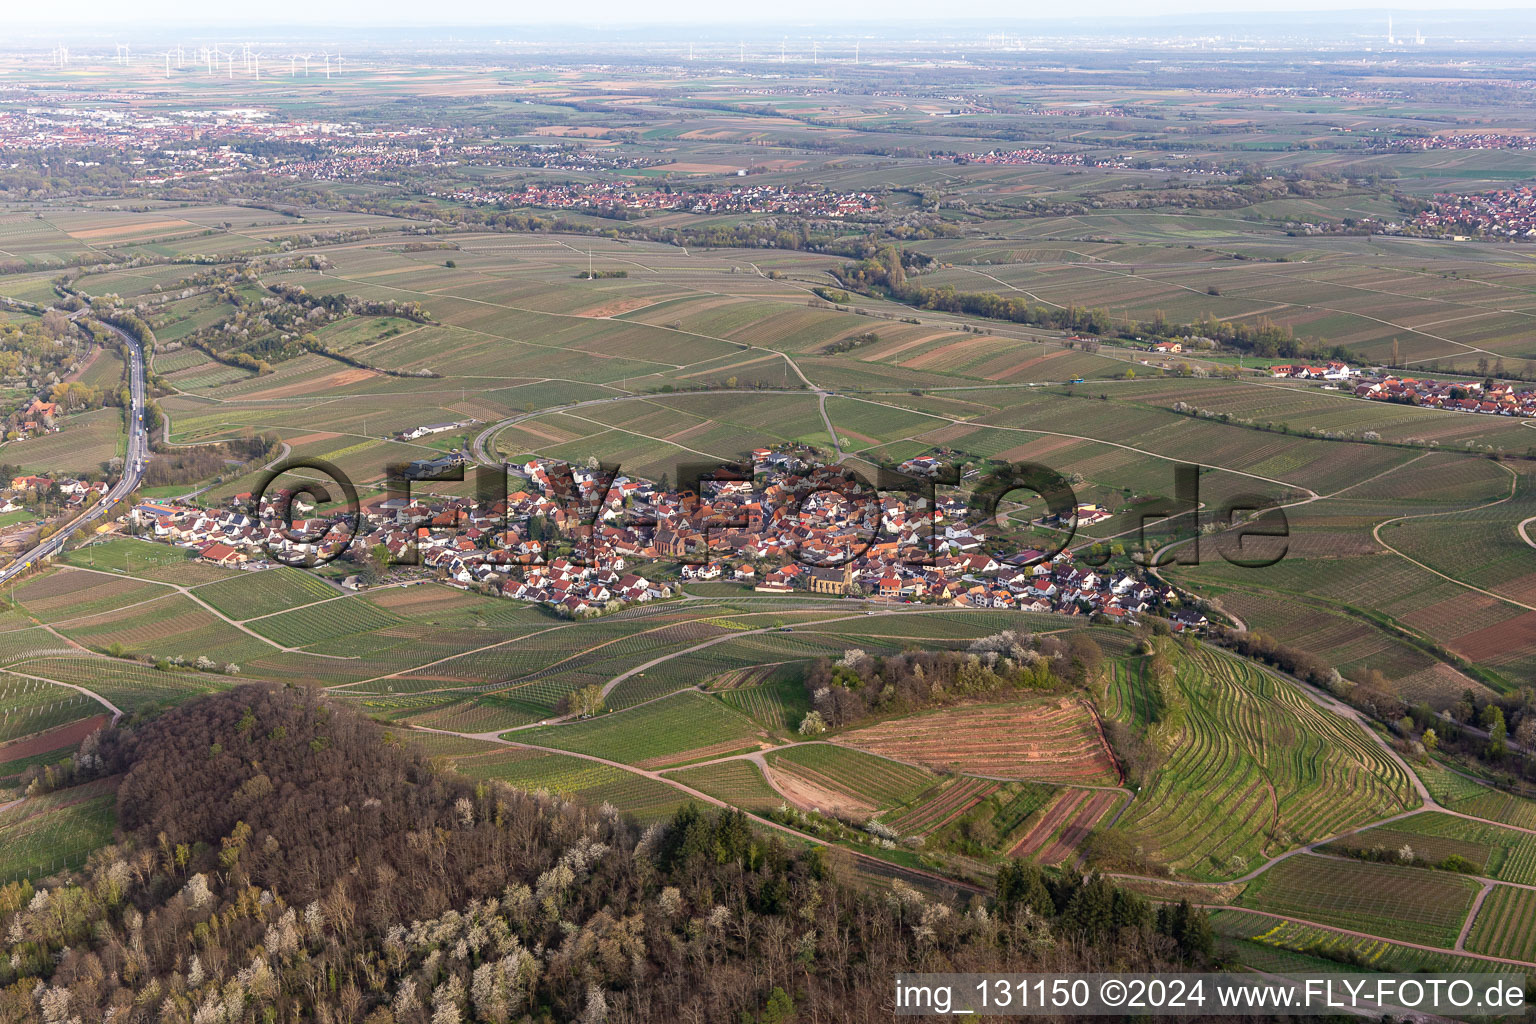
left=0, top=318, right=148, bottom=586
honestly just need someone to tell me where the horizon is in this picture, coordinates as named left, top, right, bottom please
left=9, top=5, right=1536, bottom=31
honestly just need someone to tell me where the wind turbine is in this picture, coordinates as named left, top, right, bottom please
left=162, top=51, right=173, bottom=78
left=115, top=44, right=129, bottom=66
left=251, top=51, right=260, bottom=79
left=812, top=41, right=818, bottom=64
left=320, top=51, right=332, bottom=78
left=738, top=41, right=744, bottom=63
left=334, top=51, right=345, bottom=75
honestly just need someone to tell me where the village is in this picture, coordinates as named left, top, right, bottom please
left=1268, top=361, right=1536, bottom=414
left=104, top=446, right=1195, bottom=629
left=429, top=181, right=881, bottom=218
left=1413, top=185, right=1536, bottom=238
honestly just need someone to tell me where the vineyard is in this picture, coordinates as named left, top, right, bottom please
left=664, top=759, right=784, bottom=812
left=454, top=748, right=689, bottom=824
left=0, top=677, right=102, bottom=744
left=1325, top=810, right=1536, bottom=885
left=1415, top=761, right=1536, bottom=831
left=1108, top=646, right=1416, bottom=880
left=832, top=698, right=1121, bottom=785
left=194, top=567, right=340, bottom=620
left=513, top=691, right=768, bottom=769
left=248, top=596, right=405, bottom=647
left=765, top=744, right=937, bottom=817
left=1237, top=855, right=1480, bottom=948
left=0, top=782, right=116, bottom=885
left=1464, top=887, right=1536, bottom=962
left=717, top=675, right=810, bottom=734
left=13, top=569, right=173, bottom=624
left=8, top=657, right=235, bottom=712
left=883, top=776, right=1001, bottom=837
left=1006, top=788, right=1123, bottom=865
left=1209, top=909, right=1525, bottom=975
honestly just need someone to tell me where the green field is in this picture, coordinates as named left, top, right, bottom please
left=1238, top=855, right=1481, bottom=948
left=666, top=758, right=784, bottom=812
left=454, top=748, right=690, bottom=824
left=1107, top=646, right=1416, bottom=880
left=0, top=783, right=116, bottom=884
left=511, top=691, right=768, bottom=768
left=765, top=744, right=937, bottom=813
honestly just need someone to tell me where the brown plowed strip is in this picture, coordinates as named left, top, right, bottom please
left=243, top=367, right=378, bottom=400
left=0, top=715, right=108, bottom=766
left=1009, top=790, right=1087, bottom=858
left=1039, top=790, right=1118, bottom=865
left=924, top=781, right=1000, bottom=834
left=576, top=297, right=656, bottom=318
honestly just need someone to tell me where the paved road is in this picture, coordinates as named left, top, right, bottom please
left=0, top=319, right=148, bottom=585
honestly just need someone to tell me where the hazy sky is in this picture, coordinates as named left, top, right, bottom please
left=11, top=0, right=1534, bottom=28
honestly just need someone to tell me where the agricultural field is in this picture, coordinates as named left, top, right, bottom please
left=1237, top=854, right=1482, bottom=948
left=832, top=698, right=1122, bottom=785
left=1464, top=887, right=1536, bottom=963
left=764, top=744, right=937, bottom=817
left=0, top=781, right=117, bottom=885
left=512, top=691, right=770, bottom=768
left=452, top=748, right=689, bottom=824
left=1323, top=811, right=1536, bottom=884
left=1107, top=646, right=1417, bottom=880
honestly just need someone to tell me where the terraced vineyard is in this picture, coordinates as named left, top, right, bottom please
left=1237, top=855, right=1480, bottom=948
left=1109, top=646, right=1417, bottom=880
left=833, top=698, right=1121, bottom=784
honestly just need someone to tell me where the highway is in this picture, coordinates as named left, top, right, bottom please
left=0, top=319, right=148, bottom=585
